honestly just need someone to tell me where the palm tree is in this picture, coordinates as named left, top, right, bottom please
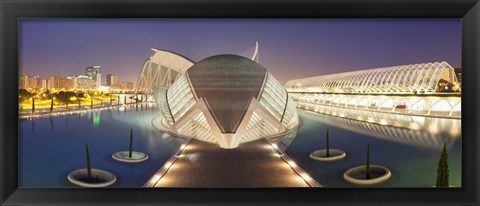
left=31, top=97, right=35, bottom=114
left=50, top=98, right=54, bottom=113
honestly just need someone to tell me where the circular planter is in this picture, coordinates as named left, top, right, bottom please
left=112, top=151, right=149, bottom=163
left=67, top=168, right=116, bottom=187
left=343, top=165, right=391, bottom=185
left=309, top=149, right=346, bottom=161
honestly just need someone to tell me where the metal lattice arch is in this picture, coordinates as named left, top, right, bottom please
left=285, top=61, right=459, bottom=94
left=135, top=48, right=195, bottom=93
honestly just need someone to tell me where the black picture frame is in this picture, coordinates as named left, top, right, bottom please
left=1, top=0, right=479, bottom=205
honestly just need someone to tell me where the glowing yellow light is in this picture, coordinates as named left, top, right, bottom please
left=150, top=175, right=160, bottom=182
left=428, top=125, right=439, bottom=134
left=300, top=173, right=312, bottom=180
left=409, top=122, right=420, bottom=130
left=164, top=161, right=173, bottom=168
left=271, top=143, right=279, bottom=150
left=287, top=160, right=297, bottom=167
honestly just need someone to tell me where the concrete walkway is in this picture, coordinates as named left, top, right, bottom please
left=153, top=139, right=309, bottom=187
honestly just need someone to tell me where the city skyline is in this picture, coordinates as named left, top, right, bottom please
left=20, top=19, right=461, bottom=85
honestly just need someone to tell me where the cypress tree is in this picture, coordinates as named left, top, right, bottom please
left=90, top=98, right=93, bottom=109
left=124, top=96, right=127, bottom=104
left=117, top=95, right=120, bottom=105
left=366, top=144, right=371, bottom=179
left=86, top=144, right=92, bottom=182
left=436, top=142, right=449, bottom=187
left=110, top=96, right=113, bottom=105
left=129, top=128, right=133, bottom=158
left=326, top=129, right=330, bottom=157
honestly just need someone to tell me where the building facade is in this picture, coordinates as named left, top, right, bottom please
left=121, top=81, right=135, bottom=90
left=49, top=76, right=74, bottom=90
left=106, top=74, right=119, bottom=87
left=154, top=54, right=299, bottom=149
left=19, top=74, right=47, bottom=90
left=19, top=74, right=30, bottom=89
left=37, top=78, right=47, bottom=90
left=86, top=65, right=101, bottom=79
left=74, top=75, right=97, bottom=90
left=86, top=65, right=102, bottom=89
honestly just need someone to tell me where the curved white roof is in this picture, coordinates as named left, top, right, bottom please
left=285, top=61, right=459, bottom=94
left=136, top=48, right=195, bottom=93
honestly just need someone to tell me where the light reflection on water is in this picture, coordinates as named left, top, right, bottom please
left=19, top=102, right=185, bottom=188
left=273, top=109, right=462, bottom=187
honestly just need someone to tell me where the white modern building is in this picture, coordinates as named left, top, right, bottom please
left=154, top=54, right=299, bottom=149
left=136, top=48, right=195, bottom=93
left=285, top=62, right=461, bottom=118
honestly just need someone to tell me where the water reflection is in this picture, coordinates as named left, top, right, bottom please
left=276, top=108, right=460, bottom=150
left=31, top=118, right=35, bottom=134
left=93, top=112, right=101, bottom=127
left=49, top=116, right=54, bottom=130
left=19, top=102, right=186, bottom=187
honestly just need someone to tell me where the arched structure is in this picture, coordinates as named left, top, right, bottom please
left=285, top=61, right=460, bottom=94
left=252, top=41, right=259, bottom=63
left=285, top=61, right=461, bottom=119
left=135, top=48, right=195, bottom=93
left=154, top=55, right=299, bottom=149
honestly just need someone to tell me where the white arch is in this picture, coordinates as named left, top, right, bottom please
left=135, top=48, right=195, bottom=93
left=285, top=61, right=459, bottom=94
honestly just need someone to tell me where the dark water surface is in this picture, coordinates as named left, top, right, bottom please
left=19, top=103, right=185, bottom=187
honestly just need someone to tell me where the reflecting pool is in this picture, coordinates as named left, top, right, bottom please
left=19, top=103, right=185, bottom=187
left=273, top=109, right=462, bottom=187
left=19, top=102, right=462, bottom=188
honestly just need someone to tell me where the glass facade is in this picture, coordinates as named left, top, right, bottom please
left=281, top=97, right=299, bottom=129
left=241, top=111, right=280, bottom=142
left=176, top=109, right=216, bottom=143
left=259, top=73, right=288, bottom=121
left=166, top=75, right=196, bottom=122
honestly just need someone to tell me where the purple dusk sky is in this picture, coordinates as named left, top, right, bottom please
left=19, top=19, right=461, bottom=85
